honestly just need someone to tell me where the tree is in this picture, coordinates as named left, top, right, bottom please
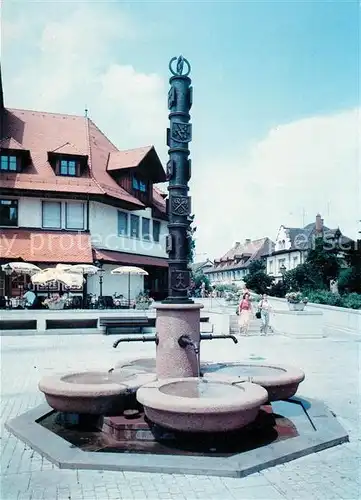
left=248, top=259, right=266, bottom=275
left=338, top=239, right=361, bottom=293
left=192, top=270, right=211, bottom=291
left=243, top=259, right=273, bottom=294
left=284, top=263, right=323, bottom=291
left=306, top=237, right=340, bottom=287
left=268, top=280, right=288, bottom=298
left=187, top=214, right=196, bottom=264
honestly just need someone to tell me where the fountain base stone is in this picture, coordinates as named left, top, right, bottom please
left=5, top=396, right=348, bottom=477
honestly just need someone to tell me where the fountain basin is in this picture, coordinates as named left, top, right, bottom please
left=136, top=378, right=268, bottom=432
left=202, top=362, right=305, bottom=401
left=39, top=369, right=156, bottom=415
left=115, top=358, right=156, bottom=373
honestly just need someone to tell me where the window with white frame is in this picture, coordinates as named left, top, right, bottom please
left=153, top=220, right=161, bottom=242
left=42, top=201, right=61, bottom=229
left=269, top=260, right=274, bottom=273
left=130, top=214, right=140, bottom=238
left=278, top=258, right=286, bottom=272
left=65, top=202, right=84, bottom=230
left=142, top=218, right=151, bottom=240
left=293, top=256, right=298, bottom=268
left=117, top=211, right=128, bottom=236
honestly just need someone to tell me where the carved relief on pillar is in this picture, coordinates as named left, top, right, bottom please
left=166, top=234, right=173, bottom=254
left=188, top=86, right=193, bottom=110
left=170, top=122, right=192, bottom=143
left=170, top=270, right=191, bottom=291
left=166, top=159, right=174, bottom=180
left=171, top=196, right=191, bottom=216
left=187, top=159, right=192, bottom=181
left=168, top=86, right=177, bottom=110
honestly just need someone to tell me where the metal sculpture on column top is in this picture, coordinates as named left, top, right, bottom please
left=164, top=55, right=193, bottom=304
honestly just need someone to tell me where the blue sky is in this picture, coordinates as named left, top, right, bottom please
left=2, top=1, right=359, bottom=257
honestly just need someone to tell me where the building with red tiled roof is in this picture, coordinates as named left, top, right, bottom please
left=0, top=66, right=169, bottom=301
left=205, top=237, right=274, bottom=285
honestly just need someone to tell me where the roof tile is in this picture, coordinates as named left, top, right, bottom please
left=0, top=229, right=93, bottom=263
left=1, top=108, right=166, bottom=213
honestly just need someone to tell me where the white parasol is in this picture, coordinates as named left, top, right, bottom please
left=63, top=264, right=99, bottom=276
left=111, top=266, right=148, bottom=307
left=31, top=268, right=84, bottom=288
left=2, top=262, right=41, bottom=276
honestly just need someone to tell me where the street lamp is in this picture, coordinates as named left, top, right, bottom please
left=94, top=260, right=104, bottom=305
left=280, top=264, right=287, bottom=282
left=3, top=264, right=13, bottom=301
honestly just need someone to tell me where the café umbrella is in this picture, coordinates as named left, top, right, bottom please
left=110, top=266, right=148, bottom=307
left=1, top=262, right=41, bottom=276
left=63, top=264, right=99, bottom=276
left=31, top=268, right=84, bottom=288
left=62, top=264, right=99, bottom=304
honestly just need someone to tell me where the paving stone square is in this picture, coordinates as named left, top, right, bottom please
left=1, top=328, right=360, bottom=500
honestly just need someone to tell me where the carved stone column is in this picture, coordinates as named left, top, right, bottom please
left=155, top=56, right=203, bottom=379
left=164, top=55, right=193, bottom=305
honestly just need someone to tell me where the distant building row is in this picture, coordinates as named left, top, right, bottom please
left=196, top=214, right=352, bottom=286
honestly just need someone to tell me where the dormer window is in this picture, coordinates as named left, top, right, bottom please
left=60, top=159, right=77, bottom=176
left=1, top=154, right=18, bottom=172
left=47, top=149, right=88, bottom=178
left=132, top=176, right=139, bottom=190
left=132, top=175, right=147, bottom=192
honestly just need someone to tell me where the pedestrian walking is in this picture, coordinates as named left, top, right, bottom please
left=238, top=293, right=253, bottom=335
left=258, top=294, right=273, bottom=334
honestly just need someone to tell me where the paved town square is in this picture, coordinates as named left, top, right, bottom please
left=1, top=325, right=360, bottom=500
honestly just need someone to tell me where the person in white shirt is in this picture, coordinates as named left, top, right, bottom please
left=258, top=294, right=273, bottom=334
left=23, top=286, right=36, bottom=308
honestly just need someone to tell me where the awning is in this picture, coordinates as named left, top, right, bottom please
left=93, top=248, right=168, bottom=268
left=0, top=229, right=93, bottom=264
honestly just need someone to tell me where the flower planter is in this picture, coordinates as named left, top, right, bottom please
left=135, top=303, right=150, bottom=310
left=288, top=302, right=306, bottom=311
left=46, top=302, right=65, bottom=310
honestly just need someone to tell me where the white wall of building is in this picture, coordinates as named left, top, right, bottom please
left=266, top=250, right=304, bottom=280
left=86, top=264, right=144, bottom=300
left=207, top=268, right=248, bottom=286
left=15, top=196, right=88, bottom=230
left=274, top=226, right=292, bottom=252
left=89, top=202, right=168, bottom=258
left=11, top=197, right=168, bottom=259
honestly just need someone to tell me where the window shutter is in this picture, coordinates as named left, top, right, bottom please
left=42, top=202, right=61, bottom=228
left=66, top=203, right=84, bottom=229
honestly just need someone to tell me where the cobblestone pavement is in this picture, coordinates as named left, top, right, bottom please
left=1, top=330, right=360, bottom=500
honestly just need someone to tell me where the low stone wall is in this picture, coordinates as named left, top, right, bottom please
left=194, top=298, right=231, bottom=335
left=269, top=296, right=360, bottom=336
left=272, top=309, right=324, bottom=338
left=0, top=306, right=213, bottom=336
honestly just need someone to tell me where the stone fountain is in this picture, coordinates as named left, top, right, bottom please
left=6, top=56, right=348, bottom=478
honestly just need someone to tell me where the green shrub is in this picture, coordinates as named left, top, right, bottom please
left=304, top=290, right=361, bottom=309
left=306, top=290, right=344, bottom=307
left=214, top=283, right=239, bottom=294
left=269, top=281, right=287, bottom=298
left=341, top=293, right=361, bottom=310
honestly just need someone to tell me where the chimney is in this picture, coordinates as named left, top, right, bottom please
left=245, top=238, right=251, bottom=244
left=315, top=214, right=323, bottom=233
left=235, top=241, right=240, bottom=246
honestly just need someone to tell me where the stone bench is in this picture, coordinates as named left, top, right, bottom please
left=99, top=317, right=150, bottom=335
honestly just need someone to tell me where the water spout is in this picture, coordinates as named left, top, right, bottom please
left=113, top=335, right=157, bottom=349
left=178, top=335, right=200, bottom=355
left=200, top=334, right=238, bottom=344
